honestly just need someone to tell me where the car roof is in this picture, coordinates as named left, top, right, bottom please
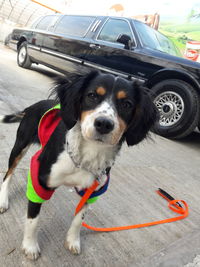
left=58, top=14, right=133, bottom=20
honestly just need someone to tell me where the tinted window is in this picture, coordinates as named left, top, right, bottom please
left=54, top=16, right=95, bottom=37
left=98, top=19, right=133, bottom=43
left=134, top=20, right=181, bottom=56
left=35, top=15, right=57, bottom=31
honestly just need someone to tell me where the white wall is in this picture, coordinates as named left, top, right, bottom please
left=0, top=19, right=18, bottom=43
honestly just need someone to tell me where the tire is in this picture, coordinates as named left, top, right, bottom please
left=151, top=79, right=199, bottom=139
left=17, top=41, right=32, bottom=69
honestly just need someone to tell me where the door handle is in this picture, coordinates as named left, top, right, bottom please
left=89, top=43, right=101, bottom=49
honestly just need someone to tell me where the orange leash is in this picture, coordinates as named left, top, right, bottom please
left=75, top=180, right=99, bottom=215
left=75, top=182, right=189, bottom=232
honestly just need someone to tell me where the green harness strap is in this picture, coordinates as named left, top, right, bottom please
left=27, top=170, right=45, bottom=203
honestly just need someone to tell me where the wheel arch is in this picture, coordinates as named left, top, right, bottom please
left=146, top=69, right=200, bottom=94
left=17, top=36, right=27, bottom=50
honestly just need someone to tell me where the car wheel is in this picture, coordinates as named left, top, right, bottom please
left=151, top=79, right=199, bottom=139
left=17, top=42, right=32, bottom=68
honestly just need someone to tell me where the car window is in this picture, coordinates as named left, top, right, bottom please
left=35, top=15, right=57, bottom=31
left=97, top=19, right=133, bottom=43
left=54, top=16, right=95, bottom=37
left=134, top=20, right=181, bottom=56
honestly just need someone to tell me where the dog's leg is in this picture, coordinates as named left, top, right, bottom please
left=0, top=145, right=29, bottom=213
left=0, top=172, right=12, bottom=213
left=22, top=201, right=42, bottom=260
left=65, top=204, right=88, bottom=255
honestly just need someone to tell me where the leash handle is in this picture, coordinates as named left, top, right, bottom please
left=156, top=188, right=182, bottom=208
left=76, top=187, right=189, bottom=232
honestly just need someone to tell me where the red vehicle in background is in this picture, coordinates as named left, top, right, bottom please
left=184, top=41, right=200, bottom=62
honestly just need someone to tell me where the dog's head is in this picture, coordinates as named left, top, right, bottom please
left=56, top=71, right=158, bottom=146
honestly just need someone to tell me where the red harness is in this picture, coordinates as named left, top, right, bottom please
left=30, top=107, right=61, bottom=200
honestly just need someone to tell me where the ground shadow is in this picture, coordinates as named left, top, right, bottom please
left=175, top=131, right=200, bottom=149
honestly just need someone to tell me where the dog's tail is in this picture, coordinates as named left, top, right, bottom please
left=0, top=111, right=25, bottom=123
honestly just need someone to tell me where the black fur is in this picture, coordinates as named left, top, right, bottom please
left=38, top=121, right=67, bottom=190
left=6, top=100, right=56, bottom=171
left=28, top=201, right=41, bottom=219
left=124, top=82, right=158, bottom=146
left=55, top=71, right=99, bottom=129
left=2, top=112, right=25, bottom=123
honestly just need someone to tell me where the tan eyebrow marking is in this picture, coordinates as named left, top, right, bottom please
left=117, top=90, right=127, bottom=99
left=96, top=87, right=106, bottom=96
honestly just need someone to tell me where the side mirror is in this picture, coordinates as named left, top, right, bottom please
left=116, top=34, right=132, bottom=50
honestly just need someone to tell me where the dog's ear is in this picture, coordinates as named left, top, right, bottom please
left=55, top=71, right=99, bottom=129
left=125, top=82, right=158, bottom=146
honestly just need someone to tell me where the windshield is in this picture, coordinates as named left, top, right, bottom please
left=134, top=20, right=181, bottom=57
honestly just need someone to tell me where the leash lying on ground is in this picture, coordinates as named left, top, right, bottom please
left=75, top=182, right=189, bottom=232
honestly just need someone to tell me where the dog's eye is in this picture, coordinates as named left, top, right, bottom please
left=120, top=100, right=133, bottom=109
left=87, top=92, right=98, bottom=101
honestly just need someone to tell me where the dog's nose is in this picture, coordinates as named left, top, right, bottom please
left=94, top=117, right=114, bottom=134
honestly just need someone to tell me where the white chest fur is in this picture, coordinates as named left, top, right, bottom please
left=48, top=151, right=94, bottom=189
left=48, top=123, right=119, bottom=191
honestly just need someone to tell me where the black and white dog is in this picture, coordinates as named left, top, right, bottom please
left=0, top=71, right=157, bottom=260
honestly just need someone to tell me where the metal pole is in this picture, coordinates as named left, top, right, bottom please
left=17, top=2, right=30, bottom=23
left=8, top=0, right=20, bottom=19
left=0, top=0, right=6, bottom=12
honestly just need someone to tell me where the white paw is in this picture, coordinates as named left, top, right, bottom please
left=22, top=240, right=41, bottom=260
left=0, top=190, right=9, bottom=214
left=65, top=235, right=81, bottom=255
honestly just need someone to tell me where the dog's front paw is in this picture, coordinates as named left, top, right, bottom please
left=22, top=240, right=41, bottom=260
left=64, top=236, right=81, bottom=255
left=0, top=204, right=9, bottom=214
left=0, top=191, right=9, bottom=214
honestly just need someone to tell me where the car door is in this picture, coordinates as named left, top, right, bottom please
left=83, top=17, right=153, bottom=82
left=41, top=15, right=97, bottom=74
left=27, top=15, right=59, bottom=62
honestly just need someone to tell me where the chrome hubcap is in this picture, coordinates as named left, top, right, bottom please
left=154, top=91, right=184, bottom=126
left=18, top=47, right=26, bottom=64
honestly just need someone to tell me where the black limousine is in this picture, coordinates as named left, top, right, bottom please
left=9, top=14, right=200, bottom=139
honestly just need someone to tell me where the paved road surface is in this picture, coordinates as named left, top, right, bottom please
left=0, top=44, right=200, bottom=267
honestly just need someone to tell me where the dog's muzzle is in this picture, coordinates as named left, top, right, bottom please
left=94, top=117, right=114, bottom=134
